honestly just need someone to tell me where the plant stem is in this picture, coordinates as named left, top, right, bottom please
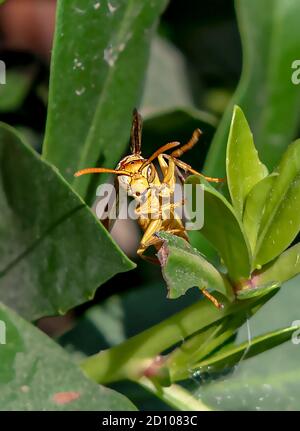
left=137, top=377, right=212, bottom=411
left=80, top=295, right=228, bottom=384
left=80, top=293, right=273, bottom=384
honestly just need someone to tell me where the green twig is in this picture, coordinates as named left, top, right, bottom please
left=137, top=377, right=212, bottom=411
left=80, top=293, right=274, bottom=384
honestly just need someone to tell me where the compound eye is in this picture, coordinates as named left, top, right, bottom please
left=147, top=164, right=155, bottom=183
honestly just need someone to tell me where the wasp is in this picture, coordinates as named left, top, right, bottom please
left=75, top=110, right=223, bottom=307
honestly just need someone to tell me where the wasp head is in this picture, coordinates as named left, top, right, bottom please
left=116, top=154, right=156, bottom=199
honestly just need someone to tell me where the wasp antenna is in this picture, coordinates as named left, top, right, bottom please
left=139, top=141, right=180, bottom=172
left=74, top=168, right=132, bottom=177
left=171, top=128, right=203, bottom=158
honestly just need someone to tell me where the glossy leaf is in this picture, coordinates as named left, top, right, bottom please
left=254, top=140, right=300, bottom=266
left=167, top=324, right=224, bottom=382
left=0, top=303, right=136, bottom=410
left=195, top=325, right=299, bottom=372
left=226, top=105, right=268, bottom=217
left=243, top=174, right=277, bottom=252
left=186, top=176, right=251, bottom=282
left=43, top=0, right=168, bottom=200
left=0, top=122, right=134, bottom=320
left=168, top=319, right=241, bottom=383
left=236, top=282, right=280, bottom=301
left=256, top=243, right=300, bottom=287
left=205, top=0, right=300, bottom=177
left=156, top=232, right=233, bottom=300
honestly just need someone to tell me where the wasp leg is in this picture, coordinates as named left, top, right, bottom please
left=166, top=155, right=225, bottom=183
left=137, top=219, right=162, bottom=263
left=157, top=154, right=169, bottom=177
left=160, top=155, right=177, bottom=187
left=135, top=194, right=184, bottom=222
left=155, top=154, right=177, bottom=198
left=166, top=227, right=188, bottom=236
left=159, top=153, right=186, bottom=184
left=135, top=200, right=160, bottom=218
left=201, top=289, right=223, bottom=309
left=175, top=165, right=186, bottom=184
left=158, top=200, right=186, bottom=223
left=163, top=227, right=189, bottom=242
left=157, top=154, right=177, bottom=189
left=135, top=189, right=165, bottom=222
left=171, top=128, right=202, bottom=158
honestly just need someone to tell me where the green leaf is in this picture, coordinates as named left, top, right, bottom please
left=243, top=174, right=277, bottom=252
left=167, top=324, right=224, bottom=382
left=226, top=106, right=268, bottom=217
left=0, top=303, right=136, bottom=410
left=236, top=282, right=280, bottom=301
left=166, top=292, right=274, bottom=382
left=43, top=0, right=168, bottom=200
left=0, top=305, right=24, bottom=383
left=205, top=0, right=300, bottom=176
left=0, top=122, right=134, bottom=320
left=142, top=36, right=193, bottom=115
left=188, top=230, right=219, bottom=267
left=254, top=140, right=300, bottom=266
left=186, top=176, right=251, bottom=283
left=156, top=232, right=233, bottom=300
left=255, top=243, right=300, bottom=287
left=195, top=325, right=299, bottom=373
